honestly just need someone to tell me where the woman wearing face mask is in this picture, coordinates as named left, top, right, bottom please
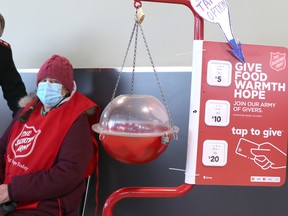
left=0, top=55, right=99, bottom=215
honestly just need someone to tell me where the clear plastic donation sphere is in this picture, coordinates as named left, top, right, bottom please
left=92, top=94, right=179, bottom=164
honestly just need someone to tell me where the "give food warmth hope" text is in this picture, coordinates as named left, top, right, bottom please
left=234, top=62, right=285, bottom=99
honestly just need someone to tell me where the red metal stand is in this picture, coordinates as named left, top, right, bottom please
left=101, top=1, right=202, bottom=215
left=102, top=183, right=194, bottom=216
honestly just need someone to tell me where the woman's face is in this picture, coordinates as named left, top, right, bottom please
left=38, top=78, right=68, bottom=96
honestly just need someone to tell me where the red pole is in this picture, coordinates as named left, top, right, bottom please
left=102, top=183, right=194, bottom=216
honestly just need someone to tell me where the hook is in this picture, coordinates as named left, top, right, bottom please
left=134, top=0, right=142, bottom=9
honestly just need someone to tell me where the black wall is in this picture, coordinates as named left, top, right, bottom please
left=0, top=69, right=287, bottom=216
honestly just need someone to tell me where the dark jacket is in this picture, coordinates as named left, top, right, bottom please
left=0, top=39, right=27, bottom=116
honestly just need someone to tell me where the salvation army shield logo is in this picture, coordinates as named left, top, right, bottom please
left=11, top=124, right=41, bottom=158
left=270, top=52, right=286, bottom=71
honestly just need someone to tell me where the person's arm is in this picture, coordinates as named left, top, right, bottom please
left=0, top=46, right=27, bottom=116
left=0, top=113, right=19, bottom=204
left=0, top=113, right=19, bottom=183
left=7, top=113, right=93, bottom=201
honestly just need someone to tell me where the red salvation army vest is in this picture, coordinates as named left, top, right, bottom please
left=4, top=91, right=97, bottom=184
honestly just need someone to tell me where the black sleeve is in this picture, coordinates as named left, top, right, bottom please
left=0, top=46, right=27, bottom=116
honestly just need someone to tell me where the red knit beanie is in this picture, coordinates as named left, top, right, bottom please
left=36, top=55, right=74, bottom=92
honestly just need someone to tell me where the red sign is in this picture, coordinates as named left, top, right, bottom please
left=185, top=41, right=288, bottom=186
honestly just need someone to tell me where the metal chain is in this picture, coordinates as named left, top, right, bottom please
left=110, top=10, right=174, bottom=127
left=130, top=21, right=139, bottom=95
left=110, top=20, right=138, bottom=101
left=138, top=24, right=174, bottom=127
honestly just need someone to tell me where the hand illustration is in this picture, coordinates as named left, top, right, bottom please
left=250, top=142, right=287, bottom=170
left=235, top=138, right=287, bottom=170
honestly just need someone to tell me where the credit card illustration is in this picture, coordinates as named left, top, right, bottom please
left=235, top=138, right=259, bottom=160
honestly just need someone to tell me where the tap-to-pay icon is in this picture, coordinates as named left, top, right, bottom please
left=235, top=138, right=286, bottom=170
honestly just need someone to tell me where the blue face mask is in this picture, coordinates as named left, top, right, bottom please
left=37, top=81, right=63, bottom=107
